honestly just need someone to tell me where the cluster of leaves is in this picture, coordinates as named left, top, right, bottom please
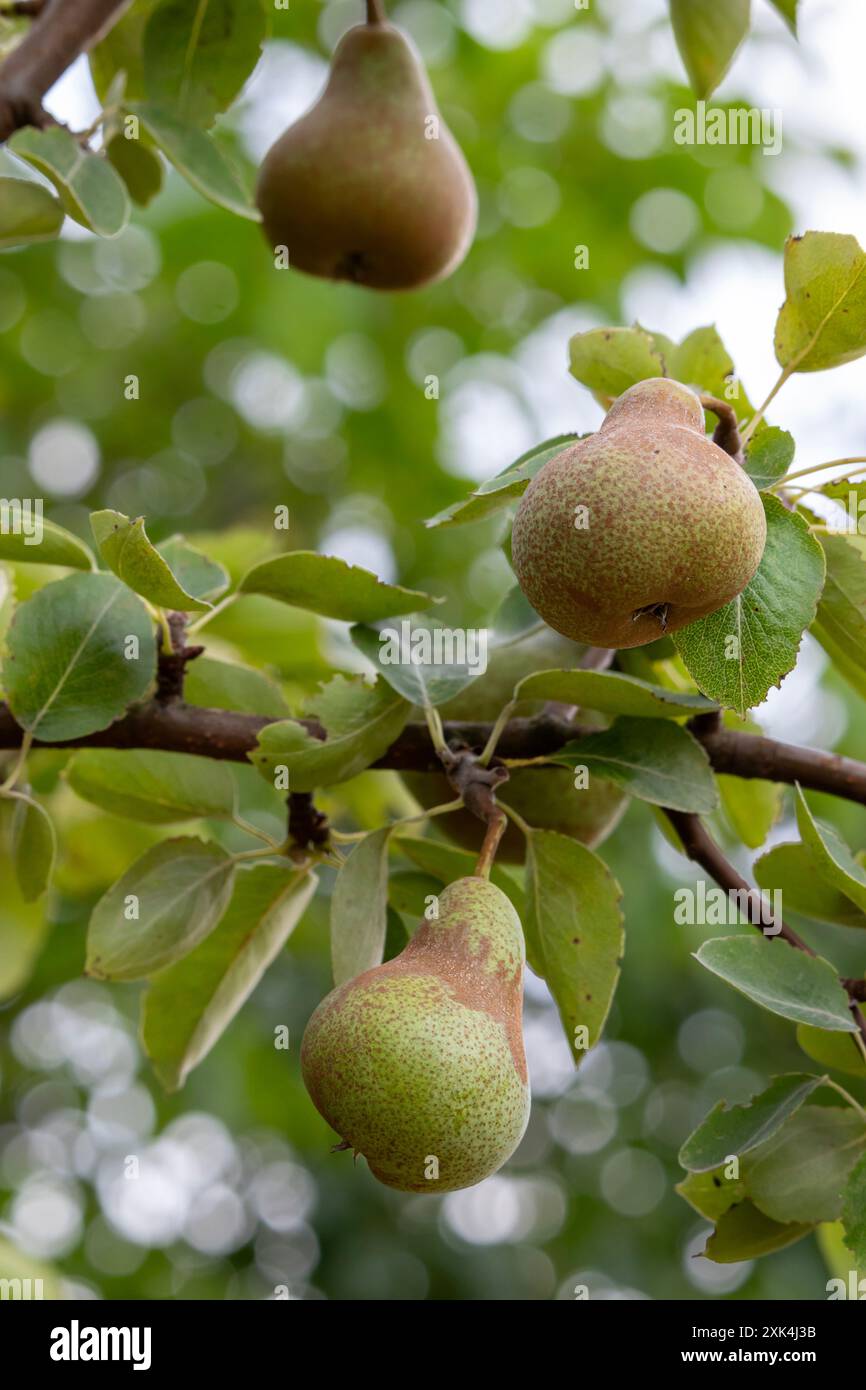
left=669, top=0, right=798, bottom=99
left=0, top=0, right=267, bottom=250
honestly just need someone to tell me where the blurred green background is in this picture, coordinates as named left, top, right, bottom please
left=1, top=0, right=865, bottom=1301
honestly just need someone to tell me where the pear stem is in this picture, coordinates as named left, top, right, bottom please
left=699, top=395, right=745, bottom=465
left=366, top=0, right=387, bottom=23
left=474, top=809, right=508, bottom=880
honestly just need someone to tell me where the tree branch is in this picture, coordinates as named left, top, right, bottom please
left=0, top=0, right=132, bottom=141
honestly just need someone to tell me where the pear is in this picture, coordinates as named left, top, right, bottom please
left=301, top=876, right=529, bottom=1192
left=402, top=627, right=627, bottom=861
left=511, top=378, right=767, bottom=649
left=255, top=13, right=477, bottom=290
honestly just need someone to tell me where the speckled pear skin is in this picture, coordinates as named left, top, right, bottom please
left=511, top=378, right=768, bottom=649
left=402, top=627, right=627, bottom=860
left=255, top=21, right=477, bottom=290
left=301, top=878, right=529, bottom=1193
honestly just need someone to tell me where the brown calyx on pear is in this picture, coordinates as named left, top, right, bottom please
left=510, top=378, right=767, bottom=649
left=255, top=10, right=477, bottom=291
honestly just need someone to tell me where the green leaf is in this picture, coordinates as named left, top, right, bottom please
left=797, top=1024, right=866, bottom=1078
left=330, top=827, right=393, bottom=986
left=9, top=792, right=56, bottom=901
left=251, top=675, right=410, bottom=792
left=679, top=1074, right=825, bottom=1172
left=143, top=0, right=269, bottom=128
left=425, top=436, right=580, bottom=530
left=673, top=495, right=826, bottom=716
left=550, top=718, right=718, bottom=813
left=4, top=572, right=156, bottom=741
left=184, top=655, right=289, bottom=718
left=811, top=533, right=866, bottom=701
left=239, top=551, right=439, bottom=622
left=132, top=102, right=259, bottom=219
left=767, top=0, right=798, bottom=35
left=91, top=510, right=213, bottom=611
left=676, top=1167, right=745, bottom=1222
left=8, top=126, right=130, bottom=237
left=665, top=326, right=756, bottom=419
left=86, top=837, right=236, bottom=981
left=0, top=177, right=63, bottom=248
left=718, top=773, right=782, bottom=850
left=670, top=0, right=751, bottom=98
left=0, top=515, right=95, bottom=570
left=742, top=1105, right=866, bottom=1224
left=514, top=668, right=717, bottom=719
left=568, top=325, right=666, bottom=399
left=351, top=619, right=489, bottom=708
left=694, top=935, right=858, bottom=1032
left=744, top=427, right=795, bottom=489
left=388, top=869, right=442, bottom=920
left=755, top=842, right=866, bottom=928
left=105, top=132, right=164, bottom=207
left=704, top=1202, right=813, bottom=1263
left=66, top=748, right=236, bottom=824
left=795, top=786, right=866, bottom=914
left=841, top=1153, right=866, bottom=1268
left=157, top=535, right=230, bottom=603
left=775, top=232, right=866, bottom=374
left=524, top=830, right=623, bottom=1059
left=0, top=855, right=50, bottom=1000
left=393, top=836, right=524, bottom=918
left=142, top=862, right=316, bottom=1091
left=90, top=0, right=159, bottom=102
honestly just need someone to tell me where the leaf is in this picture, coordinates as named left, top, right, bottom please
left=0, top=515, right=95, bottom=570
left=184, top=654, right=289, bottom=718
left=157, top=535, right=230, bottom=603
left=795, top=786, right=866, bottom=914
left=568, top=325, right=666, bottom=398
left=775, top=232, right=866, bottom=374
left=330, top=827, right=393, bottom=986
left=718, top=772, right=781, bottom=850
left=670, top=0, right=751, bottom=98
left=388, top=869, right=442, bottom=920
left=841, top=1153, right=866, bottom=1268
left=66, top=748, right=236, bottom=823
left=550, top=718, right=718, bottom=813
left=704, top=1202, right=813, bottom=1263
left=797, top=1024, right=866, bottom=1078
left=143, top=0, right=268, bottom=128
left=351, top=619, right=490, bottom=708
left=767, top=0, right=798, bottom=35
left=90, top=0, right=159, bottom=103
left=673, top=495, right=826, bottom=716
left=0, top=177, right=63, bottom=248
left=514, top=668, right=717, bottom=719
left=251, top=675, right=410, bottom=792
left=142, top=862, right=316, bottom=1091
left=524, top=830, right=624, bottom=1059
left=91, top=510, right=213, bottom=611
left=665, top=326, right=756, bottom=419
left=676, top=1167, right=745, bottom=1222
left=742, top=1105, right=866, bottom=1224
left=105, top=132, right=164, bottom=207
left=132, top=102, right=259, bottom=219
left=694, top=935, right=858, bottom=1033
left=755, top=842, right=866, bottom=928
left=811, top=533, right=866, bottom=701
left=239, top=551, right=439, bottom=622
left=744, top=427, right=795, bottom=489
left=0, top=855, right=50, bottom=999
left=86, top=837, right=236, bottom=981
left=8, top=126, right=130, bottom=237
left=9, top=792, right=56, bottom=901
left=425, top=436, right=580, bottom=530
left=679, top=1074, right=825, bottom=1172
left=3, top=572, right=156, bottom=741
left=393, top=835, right=524, bottom=918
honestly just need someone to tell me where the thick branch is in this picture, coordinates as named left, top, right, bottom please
left=691, top=714, right=866, bottom=805
left=0, top=0, right=132, bottom=140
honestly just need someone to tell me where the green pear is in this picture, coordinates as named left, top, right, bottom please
left=511, top=378, right=767, bottom=649
left=402, top=627, right=627, bottom=861
left=301, top=876, right=529, bottom=1193
left=255, top=15, right=477, bottom=290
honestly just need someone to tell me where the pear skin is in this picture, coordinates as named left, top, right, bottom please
left=255, top=20, right=477, bottom=290
left=301, top=877, right=529, bottom=1192
left=510, top=378, right=767, bottom=649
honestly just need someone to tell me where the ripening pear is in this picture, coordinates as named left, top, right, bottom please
left=301, top=877, right=529, bottom=1193
left=255, top=12, right=477, bottom=290
left=402, top=627, right=626, bottom=861
left=511, top=378, right=767, bottom=649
